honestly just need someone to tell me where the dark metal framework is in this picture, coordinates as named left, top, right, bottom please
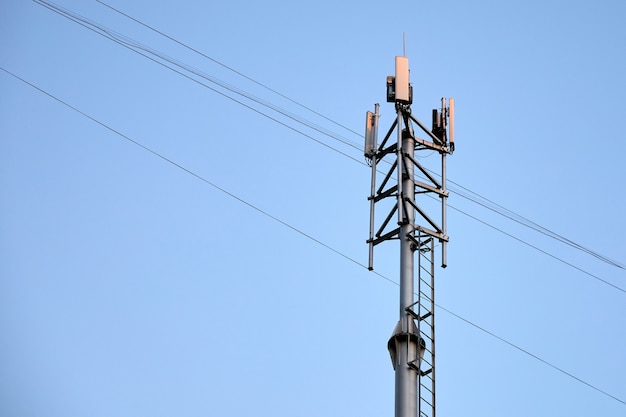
left=366, top=95, right=453, bottom=417
left=367, top=100, right=453, bottom=270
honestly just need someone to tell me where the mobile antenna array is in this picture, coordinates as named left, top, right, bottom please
left=365, top=56, right=455, bottom=417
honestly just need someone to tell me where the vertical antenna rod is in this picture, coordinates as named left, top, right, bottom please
left=403, top=32, right=406, bottom=56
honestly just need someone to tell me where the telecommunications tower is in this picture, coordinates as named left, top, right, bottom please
left=365, top=56, right=454, bottom=417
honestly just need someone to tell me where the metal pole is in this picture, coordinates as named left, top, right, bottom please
left=368, top=104, right=380, bottom=270
left=396, top=108, right=404, bottom=227
left=441, top=151, right=447, bottom=268
left=395, top=105, right=417, bottom=417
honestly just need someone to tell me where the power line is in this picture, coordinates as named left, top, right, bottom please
left=435, top=303, right=626, bottom=406
left=33, top=0, right=362, bottom=166
left=448, top=204, right=625, bottom=293
left=32, top=0, right=625, bottom=294
left=95, top=0, right=362, bottom=140
left=91, top=0, right=625, bottom=273
left=34, top=1, right=357, bottom=149
left=447, top=179, right=626, bottom=270
left=2, top=65, right=623, bottom=407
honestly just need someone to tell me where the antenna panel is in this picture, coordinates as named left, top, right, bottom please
left=448, top=98, right=455, bottom=148
left=395, top=56, right=410, bottom=102
left=364, top=111, right=377, bottom=158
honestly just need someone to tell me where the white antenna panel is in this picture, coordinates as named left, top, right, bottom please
left=395, top=56, right=410, bottom=102
left=364, top=110, right=377, bottom=158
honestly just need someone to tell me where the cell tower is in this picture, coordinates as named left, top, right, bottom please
left=365, top=56, right=454, bottom=417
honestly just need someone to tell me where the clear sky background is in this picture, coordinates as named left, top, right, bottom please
left=2, top=1, right=625, bottom=416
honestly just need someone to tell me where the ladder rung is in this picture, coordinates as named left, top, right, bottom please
left=418, top=293, right=432, bottom=303
left=420, top=397, right=434, bottom=409
left=420, top=383, right=434, bottom=395
left=420, top=333, right=433, bottom=342
left=421, top=355, right=433, bottom=365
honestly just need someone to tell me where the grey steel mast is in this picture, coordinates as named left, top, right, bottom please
left=365, top=56, right=454, bottom=417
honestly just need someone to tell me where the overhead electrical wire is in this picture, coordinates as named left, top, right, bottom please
left=33, top=0, right=360, bottom=155
left=32, top=0, right=625, bottom=294
left=94, top=0, right=363, bottom=139
left=2, top=65, right=623, bottom=407
left=91, top=0, right=625, bottom=273
left=450, top=205, right=625, bottom=293
left=448, top=180, right=626, bottom=270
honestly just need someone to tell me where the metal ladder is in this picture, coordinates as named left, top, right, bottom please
left=407, top=234, right=436, bottom=417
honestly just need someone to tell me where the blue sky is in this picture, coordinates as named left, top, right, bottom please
left=1, top=1, right=625, bottom=416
